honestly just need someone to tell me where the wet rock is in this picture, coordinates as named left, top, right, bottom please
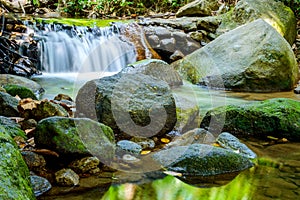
left=201, top=98, right=300, bottom=141
left=19, top=118, right=37, bottom=130
left=21, top=151, right=47, bottom=173
left=196, top=16, right=220, bottom=33
left=165, top=128, right=215, bottom=149
left=173, top=19, right=298, bottom=92
left=122, top=154, right=140, bottom=163
left=30, top=175, right=52, bottom=197
left=69, top=157, right=100, bottom=174
left=0, top=74, right=44, bottom=98
left=117, top=140, right=142, bottom=155
left=18, top=99, right=69, bottom=121
left=0, top=91, right=19, bottom=117
left=54, top=93, right=73, bottom=101
left=0, top=116, right=26, bottom=138
left=55, top=168, right=80, bottom=186
left=123, top=59, right=183, bottom=88
left=130, top=137, right=155, bottom=149
left=35, top=117, right=115, bottom=162
left=170, top=50, right=185, bottom=62
left=3, top=84, right=38, bottom=100
left=216, top=132, right=257, bottom=159
left=176, top=0, right=220, bottom=17
left=294, top=86, right=300, bottom=94
left=153, top=144, right=254, bottom=176
left=0, top=132, right=35, bottom=199
left=76, top=73, right=177, bottom=139
left=218, top=0, right=296, bottom=45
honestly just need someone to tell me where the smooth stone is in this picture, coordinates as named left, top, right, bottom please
left=30, top=175, right=52, bottom=197
left=55, top=168, right=80, bottom=186
left=117, top=140, right=143, bottom=155
left=69, top=157, right=100, bottom=174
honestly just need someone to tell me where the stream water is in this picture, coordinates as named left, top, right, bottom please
left=30, top=20, right=300, bottom=200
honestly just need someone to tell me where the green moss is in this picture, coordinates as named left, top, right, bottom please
left=3, top=84, right=37, bottom=100
left=35, top=18, right=128, bottom=27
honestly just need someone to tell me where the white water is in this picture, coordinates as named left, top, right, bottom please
left=38, top=25, right=137, bottom=73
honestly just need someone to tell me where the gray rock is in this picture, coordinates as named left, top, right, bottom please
left=196, top=16, right=220, bottom=33
left=76, top=73, right=177, bottom=139
left=176, top=0, right=220, bottom=17
left=55, top=168, right=79, bottom=186
left=123, top=59, right=183, bottom=88
left=117, top=140, right=142, bottom=155
left=153, top=144, right=254, bottom=176
left=34, top=117, right=115, bottom=161
left=173, top=19, right=299, bottom=92
left=30, top=175, right=52, bottom=197
left=218, top=0, right=296, bottom=45
left=165, top=128, right=215, bottom=149
left=216, top=132, right=257, bottom=159
left=0, top=91, right=19, bottom=117
left=170, top=50, right=185, bottom=62
left=0, top=132, right=35, bottom=199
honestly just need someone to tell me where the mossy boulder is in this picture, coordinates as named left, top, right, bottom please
left=0, top=91, right=19, bottom=117
left=153, top=144, right=253, bottom=177
left=200, top=98, right=300, bottom=141
left=0, top=132, right=35, bottom=199
left=218, top=0, right=297, bottom=45
left=34, top=117, right=115, bottom=162
left=76, top=73, right=177, bottom=139
left=173, top=19, right=298, bottom=92
left=3, top=84, right=38, bottom=100
left=0, top=74, right=44, bottom=99
left=176, top=0, right=220, bottom=17
left=0, top=116, right=26, bottom=138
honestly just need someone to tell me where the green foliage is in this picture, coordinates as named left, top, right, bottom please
left=60, top=0, right=191, bottom=17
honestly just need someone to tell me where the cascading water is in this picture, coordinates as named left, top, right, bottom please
left=37, top=23, right=137, bottom=74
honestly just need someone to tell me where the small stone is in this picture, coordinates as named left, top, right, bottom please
left=130, top=137, right=155, bottom=149
left=69, top=157, right=100, bottom=174
left=21, top=151, right=46, bottom=173
left=122, top=154, right=140, bottom=163
left=55, top=168, right=79, bottom=186
left=294, top=86, right=300, bottom=94
left=30, top=175, right=52, bottom=197
left=117, top=140, right=142, bottom=155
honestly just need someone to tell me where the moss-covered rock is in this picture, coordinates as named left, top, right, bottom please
left=4, top=84, right=38, bottom=100
left=173, top=19, right=298, bottom=92
left=153, top=144, right=253, bottom=176
left=200, top=98, right=300, bottom=141
left=0, top=132, right=35, bottom=199
left=0, top=74, right=44, bottom=99
left=34, top=117, right=115, bottom=162
left=218, top=0, right=297, bottom=45
left=0, top=91, right=19, bottom=117
left=0, top=116, right=26, bottom=138
left=176, top=0, right=220, bottom=17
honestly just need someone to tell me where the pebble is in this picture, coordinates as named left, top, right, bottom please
left=55, top=168, right=80, bottom=186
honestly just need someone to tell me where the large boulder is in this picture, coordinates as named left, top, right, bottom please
left=123, top=59, right=183, bottom=88
left=0, top=132, right=35, bottom=199
left=173, top=19, right=298, bottom=92
left=0, top=74, right=44, bottom=99
left=176, top=0, right=220, bottom=17
left=218, top=0, right=297, bottom=45
left=153, top=144, right=253, bottom=177
left=200, top=98, right=300, bottom=141
left=34, top=117, right=115, bottom=162
left=76, top=73, right=177, bottom=139
left=0, top=92, right=19, bottom=117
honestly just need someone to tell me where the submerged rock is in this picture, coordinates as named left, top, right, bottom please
left=0, top=132, right=35, bottom=199
left=123, top=59, right=183, bottom=88
left=216, top=132, right=257, bottom=159
left=173, top=19, right=298, bottom=92
left=116, top=140, right=142, bottom=155
left=34, top=117, right=115, bottom=162
left=76, top=73, right=177, bottom=139
left=0, top=91, right=19, bottom=117
left=153, top=144, right=253, bottom=177
left=201, top=98, right=300, bottom=141
left=218, top=0, right=296, bottom=45
left=69, top=156, right=100, bottom=174
left=30, top=175, right=52, bottom=197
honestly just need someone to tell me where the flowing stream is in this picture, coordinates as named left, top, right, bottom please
left=31, top=21, right=300, bottom=200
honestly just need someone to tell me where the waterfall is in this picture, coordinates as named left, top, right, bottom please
left=38, top=24, right=137, bottom=73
